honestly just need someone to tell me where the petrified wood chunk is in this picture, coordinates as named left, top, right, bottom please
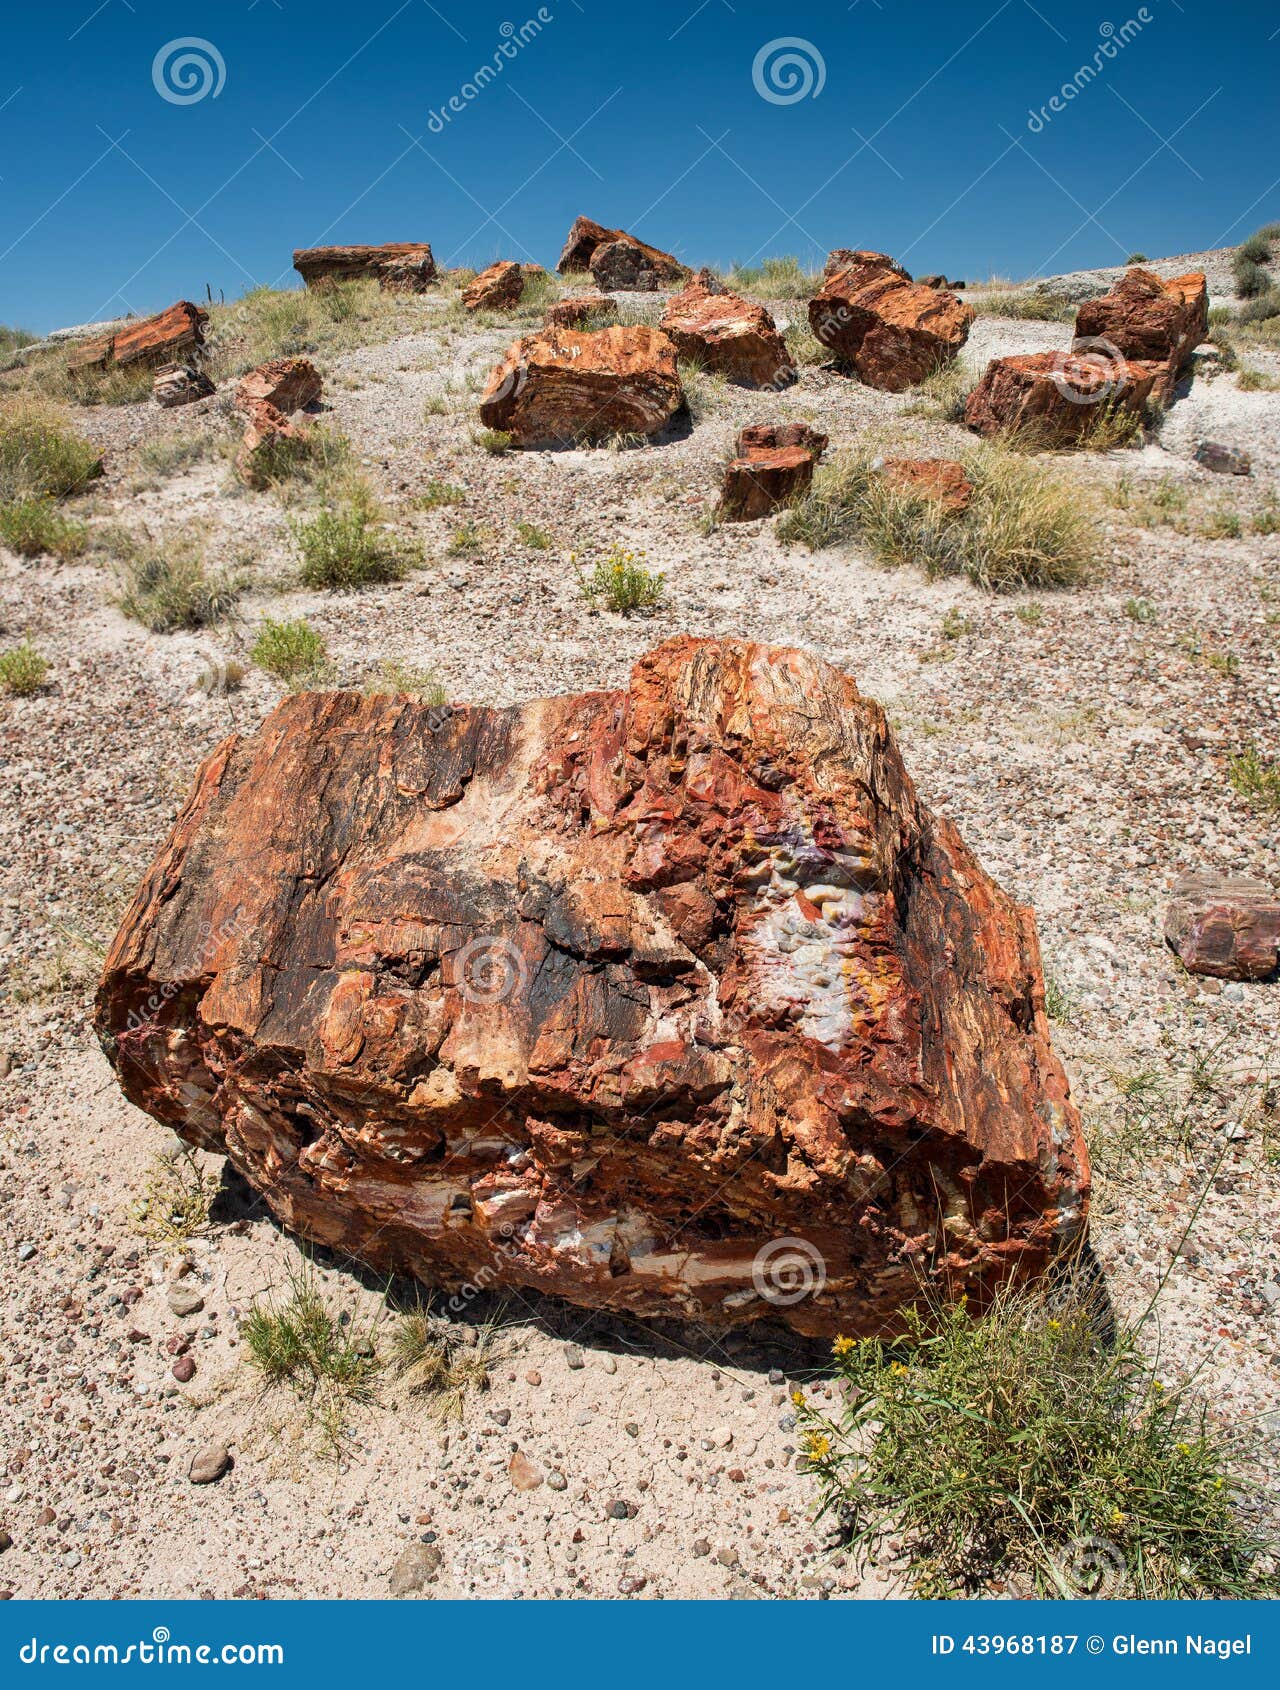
left=823, top=249, right=910, bottom=282
left=478, top=325, right=683, bottom=446
left=544, top=294, right=618, bottom=330
left=660, top=275, right=794, bottom=388
left=809, top=260, right=973, bottom=391
left=232, top=357, right=322, bottom=488
left=293, top=244, right=436, bottom=293
left=1074, top=268, right=1206, bottom=404
left=462, top=260, right=526, bottom=313
left=95, top=637, right=1089, bottom=1338
left=964, top=350, right=1163, bottom=445
left=68, top=302, right=209, bottom=374
left=879, top=456, right=973, bottom=514
left=557, top=216, right=685, bottom=282
left=718, top=423, right=827, bottom=521
left=1164, top=870, right=1280, bottom=981
left=153, top=363, right=216, bottom=408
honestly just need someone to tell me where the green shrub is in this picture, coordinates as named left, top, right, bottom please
left=413, top=478, right=466, bottom=509
left=1126, top=252, right=1147, bottom=264
left=515, top=520, right=550, bottom=549
left=1239, top=292, right=1280, bottom=324
left=115, top=535, right=238, bottom=632
left=795, top=1274, right=1276, bottom=1598
left=363, top=659, right=446, bottom=703
left=473, top=428, right=513, bottom=455
left=1238, top=232, right=1273, bottom=265
left=250, top=617, right=328, bottom=682
left=293, top=490, right=411, bottom=589
left=779, top=446, right=1098, bottom=591
left=577, top=546, right=665, bottom=613
left=0, top=496, right=86, bottom=558
left=0, top=398, right=102, bottom=501
left=1228, top=745, right=1280, bottom=813
left=1234, top=258, right=1270, bottom=300
left=0, top=639, right=49, bottom=696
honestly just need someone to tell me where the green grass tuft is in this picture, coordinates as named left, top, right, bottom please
left=293, top=488, right=413, bottom=589
left=576, top=546, right=665, bottom=613
left=0, top=639, right=50, bottom=696
left=0, top=496, right=87, bottom=559
left=250, top=617, right=329, bottom=683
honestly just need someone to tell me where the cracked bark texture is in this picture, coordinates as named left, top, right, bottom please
left=95, top=637, right=1088, bottom=1338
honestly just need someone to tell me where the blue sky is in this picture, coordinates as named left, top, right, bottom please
left=1, top=0, right=1277, bottom=332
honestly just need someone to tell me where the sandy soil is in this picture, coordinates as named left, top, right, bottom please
left=1, top=253, right=1278, bottom=1599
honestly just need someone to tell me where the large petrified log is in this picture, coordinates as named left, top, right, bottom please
left=293, top=244, right=436, bottom=292
left=718, top=423, right=827, bottom=520
left=478, top=325, right=684, bottom=446
left=964, top=349, right=1164, bottom=444
left=95, top=637, right=1088, bottom=1338
left=1074, top=267, right=1207, bottom=404
left=660, top=274, right=794, bottom=388
left=809, top=256, right=973, bottom=391
left=68, top=302, right=209, bottom=374
left=462, top=260, right=526, bottom=312
left=557, top=216, right=686, bottom=283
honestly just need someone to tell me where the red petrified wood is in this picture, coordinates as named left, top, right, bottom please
left=1164, top=870, right=1280, bottom=981
left=292, top=244, right=437, bottom=293
left=462, top=261, right=526, bottom=312
left=880, top=457, right=973, bottom=514
left=964, top=350, right=1164, bottom=444
left=544, top=295, right=618, bottom=329
left=660, top=275, right=795, bottom=388
left=233, top=357, right=323, bottom=488
left=478, top=325, right=683, bottom=446
left=95, top=637, right=1088, bottom=1338
left=1074, top=267, right=1208, bottom=404
left=809, top=256, right=973, bottom=391
left=68, top=302, right=209, bottom=374
left=718, top=424, right=827, bottom=520
left=556, top=216, right=686, bottom=283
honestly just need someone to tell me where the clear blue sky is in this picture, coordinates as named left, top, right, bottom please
left=1, top=0, right=1276, bottom=333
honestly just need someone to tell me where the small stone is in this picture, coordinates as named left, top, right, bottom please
left=727, top=1468, right=746, bottom=1482
left=624, top=1422, right=640, bottom=1438
left=524, top=1370, right=542, bottom=1387
left=692, top=1538, right=711, bottom=1557
left=1194, top=440, right=1251, bottom=475
left=388, top=1541, right=442, bottom=1597
left=16, top=1244, right=35, bottom=1263
left=617, top=1574, right=646, bottom=1594
left=489, top=1407, right=511, bottom=1427
left=508, top=1451, right=543, bottom=1492
left=0, top=1531, right=12, bottom=1554
left=608, top=1499, right=630, bottom=1520
left=188, top=1442, right=231, bottom=1485
left=167, top=1284, right=205, bottom=1318
left=710, top=1425, right=733, bottom=1448
left=715, top=1545, right=740, bottom=1567
left=171, top=1356, right=196, bottom=1383
left=565, top=1344, right=585, bottom=1369
left=547, top=1470, right=568, bottom=1491
left=600, top=1354, right=617, bottom=1374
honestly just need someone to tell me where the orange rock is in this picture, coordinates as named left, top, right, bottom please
left=234, top=356, right=322, bottom=417
left=556, top=215, right=685, bottom=282
left=462, top=260, right=525, bottom=312
left=660, top=275, right=794, bottom=388
left=809, top=263, right=973, bottom=391
left=292, top=243, right=436, bottom=292
left=718, top=423, right=827, bottom=520
left=153, top=363, right=215, bottom=409
left=880, top=457, right=973, bottom=514
left=1074, top=267, right=1207, bottom=403
left=68, top=302, right=208, bottom=374
left=95, top=636, right=1088, bottom=1340
left=544, top=294, right=618, bottom=329
left=478, top=324, right=683, bottom=446
left=964, top=349, right=1163, bottom=444
left=823, top=249, right=909, bottom=283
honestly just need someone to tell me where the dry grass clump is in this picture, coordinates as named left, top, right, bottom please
left=131, top=1148, right=217, bottom=1246
left=0, top=397, right=102, bottom=500
left=112, top=529, right=240, bottom=632
left=903, top=358, right=975, bottom=422
left=204, top=281, right=424, bottom=382
left=0, top=497, right=87, bottom=559
left=966, top=287, right=1076, bottom=322
left=0, top=639, right=50, bottom=696
left=390, top=1298, right=498, bottom=1423
left=779, top=445, right=1098, bottom=591
left=250, top=617, right=329, bottom=684
left=292, top=483, right=415, bottom=589
left=796, top=1270, right=1277, bottom=1599
left=720, top=255, right=819, bottom=299
left=363, top=659, right=446, bottom=703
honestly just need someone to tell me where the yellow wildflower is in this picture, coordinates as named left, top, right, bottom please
left=832, top=1335, right=856, bottom=1359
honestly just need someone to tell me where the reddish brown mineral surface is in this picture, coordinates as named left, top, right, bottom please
left=462, top=260, right=525, bottom=313
left=69, top=302, right=208, bottom=374
left=1074, top=268, right=1207, bottom=403
left=232, top=357, right=322, bottom=487
left=964, top=349, right=1163, bottom=444
left=809, top=260, right=973, bottom=391
left=1164, top=870, right=1280, bottom=981
left=292, top=244, right=437, bottom=292
left=95, top=637, right=1088, bottom=1338
left=718, top=424, right=828, bottom=521
left=544, top=295, right=618, bottom=329
left=880, top=456, right=973, bottom=514
left=478, top=325, right=683, bottom=446
left=660, top=276, right=794, bottom=388
left=556, top=216, right=685, bottom=282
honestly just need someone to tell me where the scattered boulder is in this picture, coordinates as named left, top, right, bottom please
left=153, top=363, right=215, bottom=408
left=964, top=350, right=1163, bottom=445
left=188, top=1443, right=231, bottom=1485
left=718, top=423, right=827, bottom=521
left=590, top=240, right=669, bottom=293
left=557, top=216, right=686, bottom=283
left=233, top=357, right=322, bottom=487
left=1164, top=871, right=1279, bottom=981
left=660, top=274, right=794, bottom=388
left=293, top=243, right=436, bottom=292
left=1074, top=268, right=1207, bottom=403
left=478, top=324, right=683, bottom=446
left=94, top=635, right=1088, bottom=1339
left=462, top=260, right=526, bottom=313
left=1194, top=440, right=1251, bottom=476
left=809, top=257, right=973, bottom=390
left=388, top=1542, right=443, bottom=1596
left=879, top=456, right=973, bottom=514
left=544, top=294, right=617, bottom=330
left=68, top=301, right=209, bottom=375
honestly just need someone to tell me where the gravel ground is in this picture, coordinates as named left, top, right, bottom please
left=1, top=254, right=1278, bottom=1599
